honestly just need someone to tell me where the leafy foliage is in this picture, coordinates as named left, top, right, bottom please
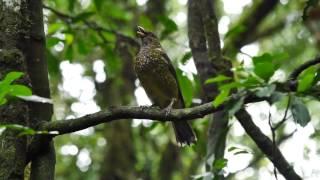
left=0, top=72, right=32, bottom=105
left=158, top=16, right=178, bottom=40
left=0, top=124, right=58, bottom=136
left=37, top=0, right=320, bottom=179
left=291, top=97, right=311, bottom=127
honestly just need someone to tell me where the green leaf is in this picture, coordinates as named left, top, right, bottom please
left=47, top=23, right=65, bottom=35
left=213, top=89, right=230, bottom=107
left=241, top=76, right=262, bottom=88
left=205, top=75, right=231, bottom=84
left=0, top=124, right=58, bottom=136
left=65, top=45, right=74, bottom=61
left=1, top=72, right=24, bottom=85
left=176, top=69, right=194, bottom=107
left=158, top=16, right=178, bottom=40
left=0, top=98, right=7, bottom=106
left=252, top=54, right=275, bottom=81
left=9, top=85, right=32, bottom=96
left=18, top=128, right=36, bottom=136
left=213, top=158, right=228, bottom=171
left=77, top=37, right=90, bottom=55
left=46, top=37, right=61, bottom=48
left=181, top=51, right=192, bottom=64
left=0, top=83, right=10, bottom=96
left=219, top=82, right=242, bottom=91
left=297, top=66, right=317, bottom=92
left=291, top=97, right=311, bottom=127
left=64, top=33, right=74, bottom=45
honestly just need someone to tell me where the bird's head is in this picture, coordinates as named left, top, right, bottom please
left=137, top=26, right=160, bottom=47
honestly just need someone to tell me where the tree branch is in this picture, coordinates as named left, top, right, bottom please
left=198, top=0, right=222, bottom=62
left=38, top=92, right=303, bottom=179
left=243, top=19, right=286, bottom=45
left=42, top=102, right=222, bottom=135
left=286, top=56, right=320, bottom=91
left=223, top=0, right=279, bottom=55
left=39, top=92, right=266, bottom=135
left=188, top=0, right=217, bottom=101
left=192, top=1, right=233, bottom=179
left=289, top=56, right=320, bottom=80
left=235, top=109, right=302, bottom=180
left=27, top=1, right=55, bottom=179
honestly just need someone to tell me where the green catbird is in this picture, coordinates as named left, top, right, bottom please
left=135, top=26, right=196, bottom=145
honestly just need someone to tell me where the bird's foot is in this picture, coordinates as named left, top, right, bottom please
left=163, top=98, right=177, bottom=118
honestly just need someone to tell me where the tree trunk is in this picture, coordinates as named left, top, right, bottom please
left=0, top=0, right=55, bottom=179
left=0, top=1, right=31, bottom=179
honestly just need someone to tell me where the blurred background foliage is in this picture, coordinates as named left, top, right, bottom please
left=41, top=0, right=320, bottom=179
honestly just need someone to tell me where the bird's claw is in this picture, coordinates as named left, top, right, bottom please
left=163, top=98, right=177, bottom=118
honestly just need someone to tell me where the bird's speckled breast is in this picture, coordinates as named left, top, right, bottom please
left=135, top=48, right=167, bottom=74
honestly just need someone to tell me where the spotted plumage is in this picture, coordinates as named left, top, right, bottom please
left=135, top=26, right=196, bottom=145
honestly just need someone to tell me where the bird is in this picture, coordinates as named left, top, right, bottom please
left=134, top=26, right=196, bottom=145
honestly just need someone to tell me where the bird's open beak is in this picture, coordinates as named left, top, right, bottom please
left=137, top=26, right=147, bottom=37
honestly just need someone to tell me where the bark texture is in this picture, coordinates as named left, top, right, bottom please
left=0, top=1, right=30, bottom=179
left=0, top=1, right=55, bottom=179
left=188, top=1, right=231, bottom=178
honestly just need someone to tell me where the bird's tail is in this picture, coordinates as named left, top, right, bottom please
left=172, top=121, right=197, bottom=146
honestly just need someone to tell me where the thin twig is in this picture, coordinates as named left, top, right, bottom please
left=239, top=50, right=252, bottom=58
left=274, top=94, right=292, bottom=130
left=268, top=111, right=279, bottom=180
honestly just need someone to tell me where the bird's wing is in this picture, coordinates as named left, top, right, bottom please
left=158, top=49, right=186, bottom=108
